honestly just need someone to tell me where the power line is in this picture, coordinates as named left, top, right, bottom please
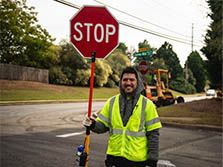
left=93, top=0, right=191, bottom=40
left=53, top=0, right=80, bottom=9
left=93, top=0, right=204, bottom=45
left=142, top=0, right=207, bottom=43
left=52, top=0, right=203, bottom=47
left=120, top=20, right=202, bottom=47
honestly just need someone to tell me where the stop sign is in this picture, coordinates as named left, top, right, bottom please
left=139, top=61, right=148, bottom=75
left=70, top=6, right=119, bottom=59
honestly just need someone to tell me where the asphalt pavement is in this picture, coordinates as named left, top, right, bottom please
left=1, top=126, right=222, bottom=167
left=0, top=101, right=222, bottom=167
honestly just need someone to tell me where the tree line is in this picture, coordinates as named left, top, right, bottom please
left=0, top=0, right=222, bottom=93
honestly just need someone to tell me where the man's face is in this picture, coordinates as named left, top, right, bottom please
left=121, top=73, right=137, bottom=95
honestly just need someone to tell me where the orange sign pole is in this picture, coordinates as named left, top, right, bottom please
left=84, top=51, right=96, bottom=167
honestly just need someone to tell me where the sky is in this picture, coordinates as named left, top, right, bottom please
left=26, top=0, right=211, bottom=66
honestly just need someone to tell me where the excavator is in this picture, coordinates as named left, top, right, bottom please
left=144, top=69, right=184, bottom=107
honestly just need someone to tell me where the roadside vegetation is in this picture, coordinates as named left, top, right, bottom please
left=1, top=0, right=222, bottom=95
left=1, top=80, right=222, bottom=127
left=0, top=80, right=119, bottom=101
left=0, top=80, right=186, bottom=101
left=0, top=1, right=222, bottom=128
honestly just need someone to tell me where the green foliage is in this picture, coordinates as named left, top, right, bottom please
left=134, top=39, right=156, bottom=64
left=0, top=0, right=55, bottom=68
left=117, top=42, right=128, bottom=54
left=149, top=58, right=168, bottom=71
left=49, top=66, right=71, bottom=85
left=75, top=69, right=91, bottom=86
left=183, top=68, right=196, bottom=86
left=170, top=77, right=196, bottom=94
left=156, top=42, right=183, bottom=80
left=187, top=51, right=206, bottom=92
left=57, top=40, right=89, bottom=85
left=49, top=41, right=131, bottom=87
left=106, top=49, right=131, bottom=85
left=105, top=79, right=117, bottom=88
left=138, top=39, right=156, bottom=50
left=58, top=40, right=88, bottom=70
left=94, top=60, right=112, bottom=87
left=201, top=0, right=222, bottom=89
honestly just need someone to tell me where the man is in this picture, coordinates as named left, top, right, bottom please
left=83, top=66, right=162, bottom=167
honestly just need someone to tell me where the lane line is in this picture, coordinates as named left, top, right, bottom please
left=158, top=160, right=176, bottom=167
left=56, top=131, right=85, bottom=138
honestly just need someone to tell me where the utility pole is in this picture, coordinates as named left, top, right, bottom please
left=191, top=23, right=194, bottom=52
left=185, top=23, right=194, bottom=81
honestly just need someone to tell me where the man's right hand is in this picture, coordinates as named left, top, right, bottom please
left=82, top=112, right=98, bottom=127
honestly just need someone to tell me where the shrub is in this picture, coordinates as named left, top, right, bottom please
left=49, top=66, right=71, bottom=85
left=170, top=77, right=196, bottom=94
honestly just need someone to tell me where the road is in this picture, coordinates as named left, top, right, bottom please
left=0, top=102, right=222, bottom=167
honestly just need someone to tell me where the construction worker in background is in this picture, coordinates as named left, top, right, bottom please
left=83, top=66, right=162, bottom=167
left=143, top=82, right=152, bottom=99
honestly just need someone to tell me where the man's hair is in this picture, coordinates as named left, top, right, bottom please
left=120, top=66, right=138, bottom=80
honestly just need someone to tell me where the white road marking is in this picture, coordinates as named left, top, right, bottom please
left=158, top=160, right=176, bottom=167
left=56, top=131, right=85, bottom=138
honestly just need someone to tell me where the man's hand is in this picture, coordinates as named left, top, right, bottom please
left=82, top=112, right=98, bottom=127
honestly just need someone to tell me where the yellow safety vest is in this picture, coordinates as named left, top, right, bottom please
left=96, top=94, right=162, bottom=161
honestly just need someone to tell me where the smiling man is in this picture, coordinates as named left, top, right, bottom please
left=83, top=66, right=162, bottom=167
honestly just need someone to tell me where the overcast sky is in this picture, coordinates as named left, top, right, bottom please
left=26, top=0, right=211, bottom=66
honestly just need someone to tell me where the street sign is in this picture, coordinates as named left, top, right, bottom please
left=133, top=50, right=153, bottom=57
left=70, top=6, right=119, bottom=59
left=138, top=47, right=149, bottom=52
left=139, top=60, right=148, bottom=75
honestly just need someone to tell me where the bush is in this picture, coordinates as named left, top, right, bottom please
left=170, top=77, right=196, bottom=94
left=74, top=69, right=91, bottom=86
left=105, top=79, right=117, bottom=88
left=49, top=66, right=71, bottom=85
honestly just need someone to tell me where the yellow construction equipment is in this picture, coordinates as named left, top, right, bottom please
left=145, top=69, right=184, bottom=107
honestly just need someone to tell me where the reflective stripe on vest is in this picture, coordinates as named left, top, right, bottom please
left=107, top=95, right=149, bottom=161
left=97, top=96, right=116, bottom=126
left=145, top=117, right=160, bottom=127
left=108, top=95, right=147, bottom=137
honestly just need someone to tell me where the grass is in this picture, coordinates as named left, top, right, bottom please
left=1, top=80, right=222, bottom=127
left=0, top=80, right=119, bottom=101
left=1, top=88, right=119, bottom=101
left=158, top=98, right=222, bottom=126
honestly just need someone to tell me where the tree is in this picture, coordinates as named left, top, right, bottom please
left=106, top=48, right=131, bottom=86
left=57, top=40, right=88, bottom=85
left=0, top=0, right=55, bottom=68
left=138, top=39, right=156, bottom=51
left=183, top=67, right=196, bottom=86
left=149, top=58, right=168, bottom=71
left=187, top=51, right=206, bottom=92
left=134, top=39, right=156, bottom=64
left=49, top=66, right=70, bottom=85
left=201, top=0, right=222, bottom=89
left=117, top=42, right=128, bottom=54
left=170, top=77, right=196, bottom=94
left=156, top=42, right=183, bottom=80
left=94, top=59, right=112, bottom=87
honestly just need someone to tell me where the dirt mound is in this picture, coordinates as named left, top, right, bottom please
left=177, top=98, right=222, bottom=114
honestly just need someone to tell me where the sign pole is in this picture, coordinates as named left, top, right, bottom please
left=84, top=51, right=96, bottom=167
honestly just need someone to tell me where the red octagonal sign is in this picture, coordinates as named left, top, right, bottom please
left=70, top=6, right=119, bottom=59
